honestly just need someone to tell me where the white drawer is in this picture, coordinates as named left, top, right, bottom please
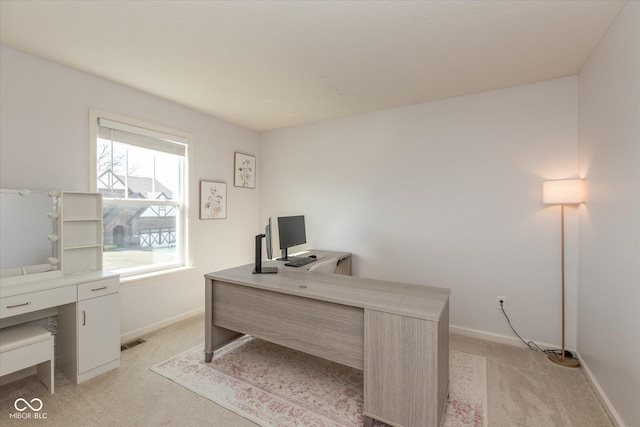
left=1, top=285, right=77, bottom=318
left=77, top=277, right=119, bottom=301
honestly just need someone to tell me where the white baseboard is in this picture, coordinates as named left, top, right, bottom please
left=450, top=324, right=623, bottom=427
left=120, top=307, right=204, bottom=344
left=449, top=324, right=561, bottom=351
left=577, top=351, right=625, bottom=427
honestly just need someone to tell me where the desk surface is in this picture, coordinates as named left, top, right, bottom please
left=206, top=263, right=450, bottom=322
left=270, top=248, right=350, bottom=267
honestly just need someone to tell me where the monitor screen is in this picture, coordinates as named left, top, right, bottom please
left=278, top=215, right=306, bottom=251
left=265, top=217, right=273, bottom=260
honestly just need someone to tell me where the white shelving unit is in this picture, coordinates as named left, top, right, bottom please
left=58, top=192, right=120, bottom=382
left=60, top=192, right=103, bottom=274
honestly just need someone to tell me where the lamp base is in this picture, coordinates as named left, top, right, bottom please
left=548, top=352, right=580, bottom=368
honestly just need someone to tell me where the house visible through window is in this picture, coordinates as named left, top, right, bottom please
left=92, top=113, right=189, bottom=277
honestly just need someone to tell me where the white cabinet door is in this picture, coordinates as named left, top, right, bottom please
left=77, top=293, right=120, bottom=374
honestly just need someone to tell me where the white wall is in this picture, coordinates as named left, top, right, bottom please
left=261, top=77, right=580, bottom=348
left=0, top=46, right=261, bottom=337
left=578, top=1, right=640, bottom=426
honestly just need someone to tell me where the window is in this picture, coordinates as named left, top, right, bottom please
left=90, top=111, right=189, bottom=277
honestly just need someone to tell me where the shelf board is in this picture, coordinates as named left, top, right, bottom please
left=63, top=244, right=102, bottom=250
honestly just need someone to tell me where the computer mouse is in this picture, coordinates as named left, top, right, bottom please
left=309, top=255, right=317, bottom=258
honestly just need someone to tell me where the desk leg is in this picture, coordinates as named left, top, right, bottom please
left=204, top=278, right=245, bottom=363
left=364, top=309, right=443, bottom=427
left=205, top=278, right=213, bottom=362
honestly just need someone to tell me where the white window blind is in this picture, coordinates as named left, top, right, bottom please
left=97, top=118, right=187, bottom=157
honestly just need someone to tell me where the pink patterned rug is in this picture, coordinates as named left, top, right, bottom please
left=151, top=336, right=486, bottom=427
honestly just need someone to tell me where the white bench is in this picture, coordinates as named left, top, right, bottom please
left=0, top=324, right=54, bottom=393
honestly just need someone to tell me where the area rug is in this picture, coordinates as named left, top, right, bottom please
left=151, top=336, right=487, bottom=427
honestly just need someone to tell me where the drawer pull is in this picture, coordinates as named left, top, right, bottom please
left=83, top=310, right=87, bottom=326
left=91, top=286, right=108, bottom=292
left=7, top=302, right=32, bottom=309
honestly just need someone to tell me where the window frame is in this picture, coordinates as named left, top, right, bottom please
left=89, top=109, right=192, bottom=279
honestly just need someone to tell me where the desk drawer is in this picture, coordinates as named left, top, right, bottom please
left=77, top=277, right=119, bottom=301
left=1, top=286, right=77, bottom=318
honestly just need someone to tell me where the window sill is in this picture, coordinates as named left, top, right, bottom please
left=118, top=265, right=195, bottom=286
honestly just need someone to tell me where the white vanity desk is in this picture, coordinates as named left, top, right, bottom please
left=1, top=271, right=120, bottom=384
left=1, top=190, right=121, bottom=385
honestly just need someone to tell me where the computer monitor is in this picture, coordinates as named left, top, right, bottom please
left=277, top=215, right=306, bottom=260
left=265, top=217, right=273, bottom=260
left=253, top=217, right=277, bottom=274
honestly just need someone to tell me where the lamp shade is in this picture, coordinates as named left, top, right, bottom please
left=543, top=179, right=584, bottom=205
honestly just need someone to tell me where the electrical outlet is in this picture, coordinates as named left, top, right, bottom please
left=496, top=296, right=507, bottom=311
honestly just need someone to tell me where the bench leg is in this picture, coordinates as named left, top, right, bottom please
left=36, top=338, right=54, bottom=394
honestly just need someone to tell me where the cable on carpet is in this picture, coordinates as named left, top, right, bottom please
left=499, top=301, right=567, bottom=357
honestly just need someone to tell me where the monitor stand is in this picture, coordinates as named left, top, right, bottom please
left=253, top=234, right=277, bottom=274
left=277, top=248, right=290, bottom=261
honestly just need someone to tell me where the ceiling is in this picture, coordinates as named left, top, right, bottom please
left=0, top=1, right=627, bottom=131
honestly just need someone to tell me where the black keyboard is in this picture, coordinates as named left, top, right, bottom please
left=284, top=257, right=316, bottom=268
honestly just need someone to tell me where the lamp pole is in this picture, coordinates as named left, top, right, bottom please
left=548, top=203, right=579, bottom=367
left=543, top=179, right=583, bottom=368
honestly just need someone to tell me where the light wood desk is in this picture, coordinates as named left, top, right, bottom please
left=204, top=252, right=450, bottom=427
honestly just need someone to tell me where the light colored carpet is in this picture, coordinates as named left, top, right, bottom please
left=0, top=314, right=614, bottom=426
left=150, top=335, right=487, bottom=427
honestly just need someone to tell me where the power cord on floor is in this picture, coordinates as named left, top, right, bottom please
left=499, top=300, right=566, bottom=356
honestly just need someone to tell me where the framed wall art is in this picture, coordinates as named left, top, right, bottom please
left=200, top=180, right=227, bottom=219
left=234, top=152, right=256, bottom=188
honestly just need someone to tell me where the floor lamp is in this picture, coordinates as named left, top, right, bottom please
left=542, top=179, right=584, bottom=368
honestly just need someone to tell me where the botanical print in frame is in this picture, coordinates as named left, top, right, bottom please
left=200, top=181, right=227, bottom=219
left=234, top=152, right=256, bottom=188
